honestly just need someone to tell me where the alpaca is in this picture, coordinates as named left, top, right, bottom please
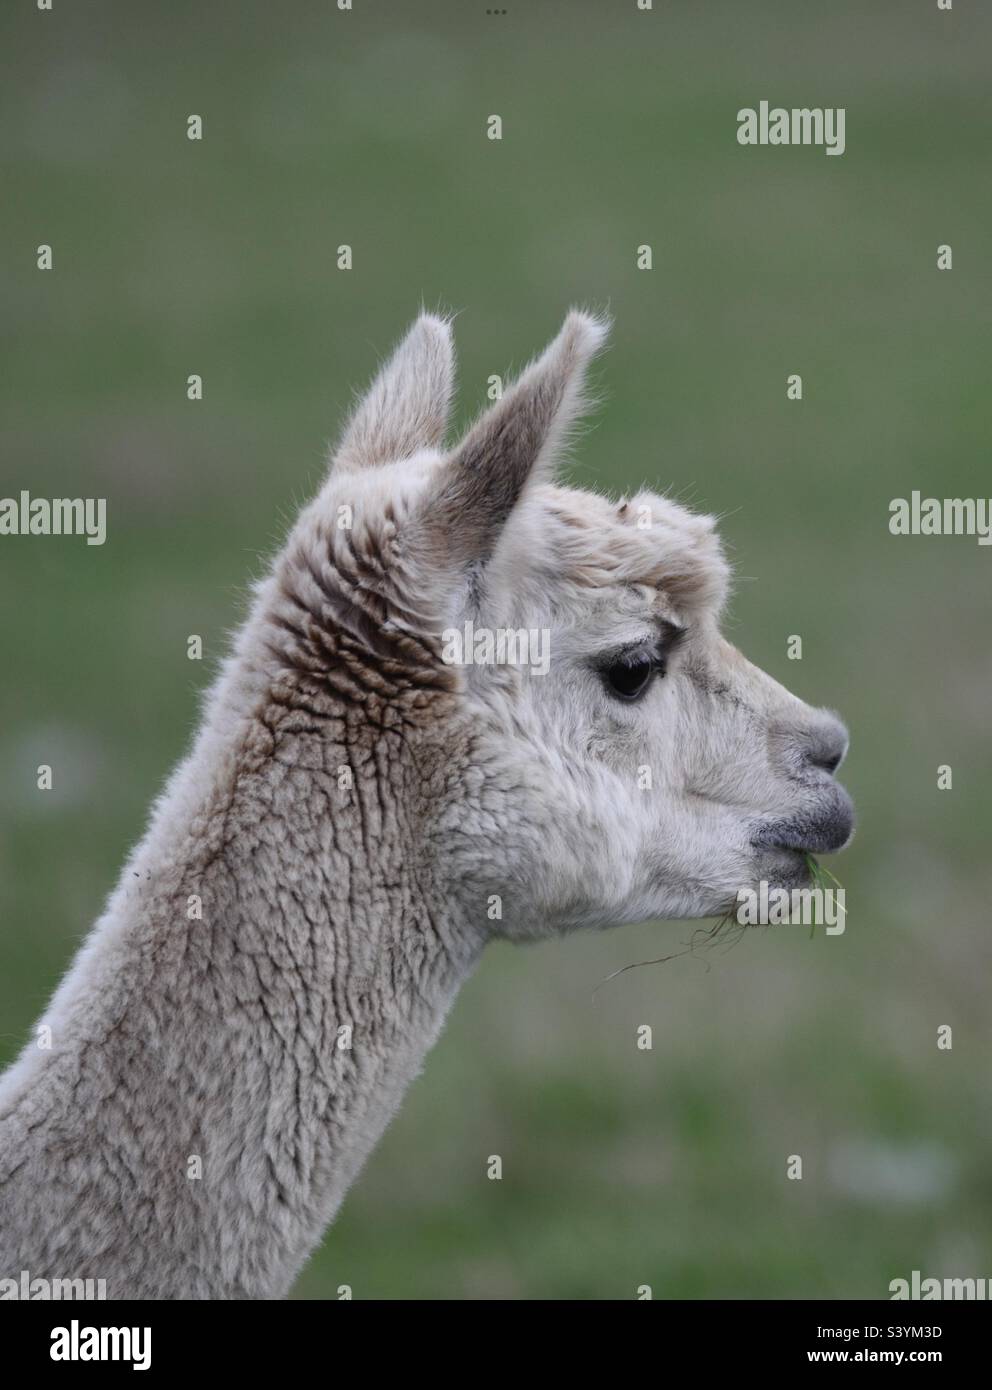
left=0, top=311, right=853, bottom=1299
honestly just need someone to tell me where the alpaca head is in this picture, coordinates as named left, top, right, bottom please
left=274, top=311, right=853, bottom=942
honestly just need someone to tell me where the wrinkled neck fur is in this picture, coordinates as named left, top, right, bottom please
left=0, top=676, right=479, bottom=1298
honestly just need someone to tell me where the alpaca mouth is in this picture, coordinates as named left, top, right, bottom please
left=753, top=787, right=855, bottom=857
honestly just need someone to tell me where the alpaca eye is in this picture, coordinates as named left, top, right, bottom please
left=603, top=655, right=658, bottom=701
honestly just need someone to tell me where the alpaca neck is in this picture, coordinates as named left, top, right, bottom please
left=0, top=713, right=482, bottom=1299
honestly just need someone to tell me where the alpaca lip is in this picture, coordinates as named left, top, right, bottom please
left=753, top=787, right=855, bottom=857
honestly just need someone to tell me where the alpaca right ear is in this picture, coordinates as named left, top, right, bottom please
left=333, top=313, right=456, bottom=472
left=418, top=309, right=609, bottom=569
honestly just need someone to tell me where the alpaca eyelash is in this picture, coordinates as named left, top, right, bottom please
left=598, top=623, right=687, bottom=673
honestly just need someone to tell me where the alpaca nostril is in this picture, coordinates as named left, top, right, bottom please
left=811, top=748, right=843, bottom=776
left=802, top=719, right=849, bottom=778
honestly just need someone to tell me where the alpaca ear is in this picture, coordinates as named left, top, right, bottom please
left=333, top=313, right=456, bottom=471
left=420, top=309, right=609, bottom=567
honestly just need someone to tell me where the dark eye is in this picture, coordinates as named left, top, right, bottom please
left=603, top=655, right=659, bottom=702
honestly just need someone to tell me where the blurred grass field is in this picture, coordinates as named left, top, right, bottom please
left=2, top=0, right=991, bottom=1298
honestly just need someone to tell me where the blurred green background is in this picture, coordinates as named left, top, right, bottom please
left=2, top=0, right=991, bottom=1299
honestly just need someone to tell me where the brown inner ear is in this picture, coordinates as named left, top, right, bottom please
left=415, top=311, right=610, bottom=575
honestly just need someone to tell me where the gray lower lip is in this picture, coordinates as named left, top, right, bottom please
left=753, top=786, right=855, bottom=856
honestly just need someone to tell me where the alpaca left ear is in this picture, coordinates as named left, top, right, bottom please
left=333, top=313, right=456, bottom=471
left=416, top=309, right=609, bottom=570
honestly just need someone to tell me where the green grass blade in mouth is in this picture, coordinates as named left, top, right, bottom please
left=803, top=853, right=846, bottom=937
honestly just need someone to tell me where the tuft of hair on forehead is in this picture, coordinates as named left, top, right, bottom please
left=514, top=483, right=732, bottom=617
